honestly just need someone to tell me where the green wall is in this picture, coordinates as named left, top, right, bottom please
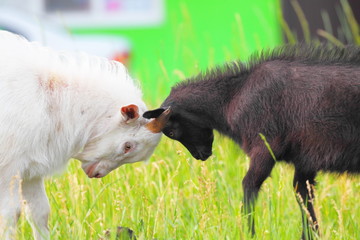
left=73, top=0, right=282, bottom=104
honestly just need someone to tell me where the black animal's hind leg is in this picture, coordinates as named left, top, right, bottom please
left=293, top=170, right=318, bottom=240
left=242, top=153, right=275, bottom=236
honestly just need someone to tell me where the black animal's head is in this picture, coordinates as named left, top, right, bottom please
left=143, top=106, right=214, bottom=161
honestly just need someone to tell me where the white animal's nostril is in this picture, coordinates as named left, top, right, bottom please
left=85, top=162, right=99, bottom=178
left=94, top=173, right=102, bottom=178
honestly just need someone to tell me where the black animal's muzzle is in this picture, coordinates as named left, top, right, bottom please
left=192, top=149, right=212, bottom=161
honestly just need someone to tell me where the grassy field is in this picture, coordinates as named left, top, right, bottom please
left=14, top=135, right=360, bottom=239
left=13, top=1, right=360, bottom=239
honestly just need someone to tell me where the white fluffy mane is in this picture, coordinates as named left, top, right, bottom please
left=0, top=30, right=142, bottom=102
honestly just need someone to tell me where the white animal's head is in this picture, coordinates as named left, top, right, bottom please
left=75, top=104, right=170, bottom=178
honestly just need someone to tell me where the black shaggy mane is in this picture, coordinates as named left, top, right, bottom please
left=176, top=44, right=360, bottom=89
left=251, top=43, right=360, bottom=66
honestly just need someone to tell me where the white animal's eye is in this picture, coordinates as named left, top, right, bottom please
left=124, top=142, right=132, bottom=153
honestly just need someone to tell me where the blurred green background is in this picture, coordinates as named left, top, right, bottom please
left=72, top=0, right=282, bottom=104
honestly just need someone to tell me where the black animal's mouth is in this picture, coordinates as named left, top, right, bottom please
left=192, top=150, right=212, bottom=161
left=181, top=142, right=213, bottom=161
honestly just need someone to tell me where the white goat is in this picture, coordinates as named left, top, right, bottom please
left=0, top=31, right=168, bottom=240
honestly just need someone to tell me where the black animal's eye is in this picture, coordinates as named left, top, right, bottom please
left=168, top=131, right=174, bottom=138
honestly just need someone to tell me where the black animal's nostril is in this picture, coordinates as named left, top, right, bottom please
left=193, top=147, right=212, bottom=161
left=199, top=152, right=211, bottom=161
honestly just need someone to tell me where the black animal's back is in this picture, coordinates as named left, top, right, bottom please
left=230, top=60, right=360, bottom=173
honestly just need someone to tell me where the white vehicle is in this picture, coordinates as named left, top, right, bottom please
left=0, top=7, right=131, bottom=64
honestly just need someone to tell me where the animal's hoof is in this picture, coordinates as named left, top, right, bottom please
left=116, top=227, right=136, bottom=239
left=104, top=226, right=137, bottom=240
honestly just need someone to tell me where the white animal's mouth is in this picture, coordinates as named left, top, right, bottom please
left=82, top=162, right=102, bottom=178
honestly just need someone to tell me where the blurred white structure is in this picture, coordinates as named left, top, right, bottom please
left=1, top=0, right=165, bottom=28
left=0, top=6, right=132, bottom=63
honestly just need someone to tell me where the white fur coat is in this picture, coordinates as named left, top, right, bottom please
left=0, top=31, right=161, bottom=240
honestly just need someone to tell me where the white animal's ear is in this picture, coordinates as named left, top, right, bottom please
left=121, top=104, right=139, bottom=123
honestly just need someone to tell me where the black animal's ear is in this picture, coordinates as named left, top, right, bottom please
left=143, top=108, right=166, bottom=119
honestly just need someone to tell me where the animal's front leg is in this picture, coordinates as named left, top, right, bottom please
left=242, top=151, right=275, bottom=236
left=22, top=178, right=50, bottom=240
left=0, top=176, right=22, bottom=240
left=293, top=169, right=318, bottom=240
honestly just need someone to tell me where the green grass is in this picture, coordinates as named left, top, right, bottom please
left=13, top=0, right=360, bottom=239
left=14, top=135, right=360, bottom=239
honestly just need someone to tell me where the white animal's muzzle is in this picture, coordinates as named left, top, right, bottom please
left=82, top=162, right=102, bottom=178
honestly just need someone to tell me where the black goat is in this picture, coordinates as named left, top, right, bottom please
left=144, top=45, right=360, bottom=239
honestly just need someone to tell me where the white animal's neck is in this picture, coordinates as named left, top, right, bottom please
left=41, top=48, right=142, bottom=158
left=41, top=67, right=143, bottom=169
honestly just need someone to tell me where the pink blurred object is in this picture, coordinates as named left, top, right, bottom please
left=106, top=0, right=122, bottom=11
